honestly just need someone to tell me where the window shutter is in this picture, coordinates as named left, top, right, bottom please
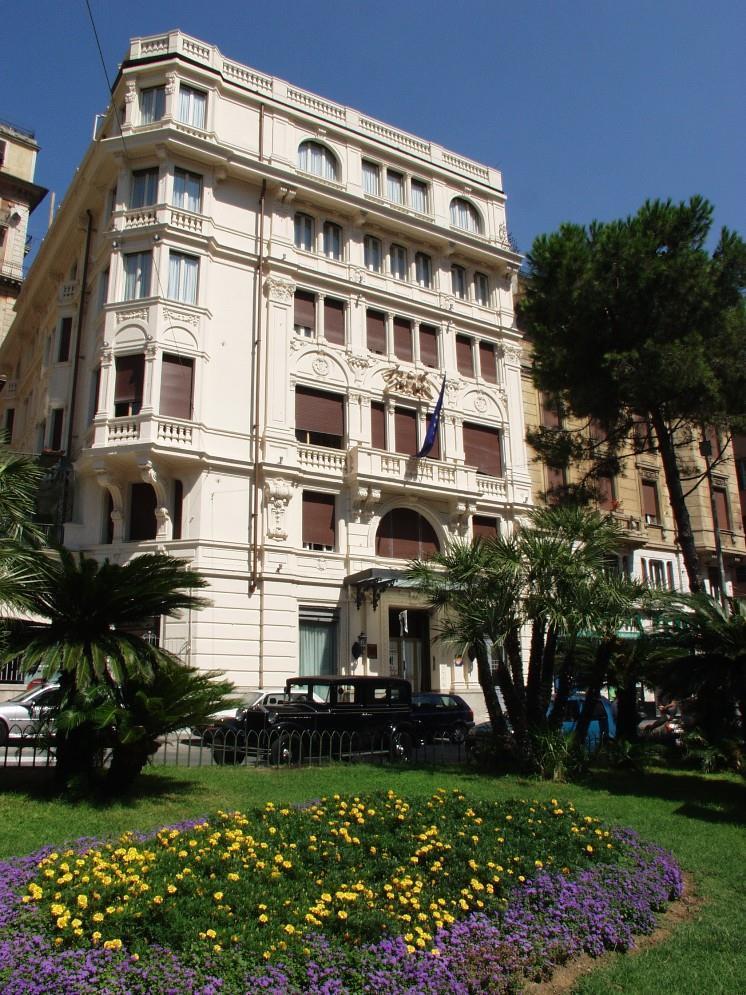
left=366, top=309, right=386, bottom=354
left=376, top=508, right=439, bottom=559
left=540, top=392, right=561, bottom=429
left=641, top=480, right=659, bottom=521
left=295, top=387, right=344, bottom=437
left=463, top=423, right=502, bottom=476
left=425, top=411, right=440, bottom=459
left=129, top=483, right=157, bottom=541
left=371, top=401, right=386, bottom=450
left=597, top=474, right=614, bottom=510
left=323, top=298, right=345, bottom=345
left=114, top=355, right=145, bottom=405
left=394, top=408, right=417, bottom=456
left=419, top=324, right=438, bottom=367
left=160, top=355, right=194, bottom=420
left=456, top=335, right=473, bottom=377
left=302, top=492, right=336, bottom=548
left=714, top=488, right=731, bottom=530
left=546, top=465, right=566, bottom=494
left=58, top=318, right=73, bottom=363
left=479, top=342, right=497, bottom=383
left=472, top=515, right=498, bottom=540
left=393, top=317, right=412, bottom=362
left=294, top=291, right=316, bottom=333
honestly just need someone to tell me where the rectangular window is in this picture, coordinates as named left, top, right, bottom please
left=387, top=169, right=404, bottom=203
left=302, top=492, right=336, bottom=551
left=139, top=86, right=165, bottom=124
left=641, top=480, right=660, bottom=525
left=88, top=369, right=100, bottom=424
left=177, top=84, right=206, bottom=129
left=419, top=324, right=439, bottom=368
left=362, top=160, right=380, bottom=196
left=323, top=298, right=345, bottom=346
left=474, top=272, right=489, bottom=306
left=323, top=221, right=342, bottom=260
left=390, top=244, right=407, bottom=280
left=597, top=474, right=615, bottom=511
left=410, top=179, right=428, bottom=214
left=131, top=167, right=159, bottom=209
left=294, top=290, right=316, bottom=337
left=49, top=408, right=64, bottom=452
left=295, top=387, right=345, bottom=449
left=463, top=423, right=503, bottom=477
left=648, top=559, right=667, bottom=588
left=456, top=335, right=474, bottom=377
left=129, top=483, right=157, bottom=541
left=714, top=487, right=731, bottom=531
left=371, top=401, right=386, bottom=450
left=123, top=251, right=152, bottom=300
left=366, top=309, right=386, bottom=354
left=395, top=407, right=418, bottom=456
left=172, top=167, right=202, bottom=212
left=415, top=252, right=432, bottom=288
left=294, top=213, right=314, bottom=251
left=57, top=317, right=73, bottom=363
left=473, top=515, right=499, bottom=540
left=114, top=354, right=145, bottom=417
left=425, top=410, right=441, bottom=459
left=546, top=465, right=566, bottom=502
left=98, top=268, right=110, bottom=310
left=479, top=341, right=497, bottom=383
left=541, top=392, right=562, bottom=429
left=299, top=609, right=337, bottom=676
left=4, top=407, right=15, bottom=442
left=167, top=251, right=199, bottom=304
left=159, top=354, right=194, bottom=420
left=451, top=264, right=467, bottom=299
left=364, top=235, right=382, bottom=272
left=393, top=317, right=413, bottom=362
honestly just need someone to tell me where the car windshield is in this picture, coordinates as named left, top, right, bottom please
left=5, top=689, right=44, bottom=706
left=242, top=692, right=266, bottom=708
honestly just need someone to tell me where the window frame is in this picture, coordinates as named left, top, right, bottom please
left=474, top=272, right=489, bottom=306
left=362, top=160, right=380, bottom=196
left=450, top=197, right=483, bottom=234
left=177, top=84, right=207, bottom=130
left=122, top=250, right=152, bottom=301
left=415, top=251, right=432, bottom=289
left=410, top=178, right=429, bottom=214
left=139, top=85, right=165, bottom=125
left=364, top=234, right=382, bottom=272
left=294, top=212, right=315, bottom=252
left=172, top=167, right=203, bottom=213
left=451, top=264, right=467, bottom=299
left=298, top=140, right=339, bottom=181
left=130, top=167, right=159, bottom=210
left=390, top=243, right=408, bottom=281
left=322, top=220, right=342, bottom=261
left=386, top=168, right=405, bottom=204
left=167, top=250, right=200, bottom=305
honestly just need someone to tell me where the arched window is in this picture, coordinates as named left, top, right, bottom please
left=298, top=141, right=339, bottom=181
left=450, top=197, right=482, bottom=234
left=376, top=508, right=440, bottom=560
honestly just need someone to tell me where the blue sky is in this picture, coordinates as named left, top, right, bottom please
left=4, top=0, right=744, bottom=264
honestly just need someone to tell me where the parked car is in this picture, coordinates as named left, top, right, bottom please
left=465, top=693, right=616, bottom=761
left=211, top=675, right=422, bottom=764
left=638, top=701, right=693, bottom=746
left=195, top=688, right=322, bottom=742
left=0, top=684, right=61, bottom=745
left=412, top=692, right=474, bottom=743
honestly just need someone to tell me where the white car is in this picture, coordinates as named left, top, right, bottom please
left=0, top=684, right=61, bottom=745
left=210, top=688, right=289, bottom=723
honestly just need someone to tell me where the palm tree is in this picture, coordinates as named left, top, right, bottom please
left=2, top=548, right=231, bottom=787
left=0, top=443, right=46, bottom=613
left=409, top=506, right=644, bottom=769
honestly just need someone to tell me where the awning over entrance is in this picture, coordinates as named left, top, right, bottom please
left=345, top=568, right=420, bottom=610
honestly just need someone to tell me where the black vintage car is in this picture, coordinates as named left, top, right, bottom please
left=412, top=692, right=474, bottom=744
left=211, top=675, right=422, bottom=765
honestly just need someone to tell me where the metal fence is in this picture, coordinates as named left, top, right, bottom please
left=0, top=725, right=468, bottom=770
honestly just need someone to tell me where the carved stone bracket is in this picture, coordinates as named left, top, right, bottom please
left=163, top=306, right=199, bottom=327
left=264, top=478, right=295, bottom=540
left=117, top=308, right=149, bottom=324
left=439, top=293, right=456, bottom=312
left=124, top=81, right=137, bottom=104
left=264, top=276, right=296, bottom=305
left=502, top=343, right=522, bottom=365
left=347, top=354, right=371, bottom=382
left=449, top=500, right=476, bottom=536
left=445, top=378, right=461, bottom=398
left=93, top=466, right=124, bottom=543
left=138, top=459, right=171, bottom=540
left=353, top=486, right=381, bottom=524
left=382, top=366, right=434, bottom=400
left=164, top=72, right=178, bottom=95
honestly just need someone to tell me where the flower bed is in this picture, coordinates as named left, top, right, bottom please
left=0, top=790, right=683, bottom=994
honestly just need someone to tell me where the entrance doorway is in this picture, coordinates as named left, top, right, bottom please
left=388, top=608, right=430, bottom=692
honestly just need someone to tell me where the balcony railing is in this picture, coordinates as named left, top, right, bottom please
left=99, top=414, right=199, bottom=450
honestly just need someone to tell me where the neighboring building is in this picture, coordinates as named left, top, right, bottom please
left=0, top=30, right=528, bottom=708
left=522, top=375, right=746, bottom=599
left=0, top=119, right=47, bottom=344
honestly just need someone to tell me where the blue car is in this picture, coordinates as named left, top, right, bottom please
left=551, top=694, right=616, bottom=749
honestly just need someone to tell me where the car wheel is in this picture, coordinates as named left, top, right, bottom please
left=0, top=720, right=8, bottom=747
left=450, top=723, right=468, bottom=745
left=212, top=738, right=245, bottom=765
left=390, top=729, right=414, bottom=763
left=270, top=731, right=300, bottom=766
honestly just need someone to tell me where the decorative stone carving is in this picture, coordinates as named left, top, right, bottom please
left=138, top=459, right=171, bottom=539
left=474, top=393, right=488, bottom=413
left=353, top=486, right=381, bottom=523
left=382, top=366, right=433, bottom=400
left=347, top=354, right=371, bottom=375
left=290, top=335, right=304, bottom=351
left=264, top=276, right=295, bottom=304
left=116, top=308, right=149, bottom=324
left=439, top=293, right=455, bottom=312
left=445, top=378, right=460, bottom=398
left=99, top=346, right=113, bottom=365
left=164, top=72, right=178, bottom=95
left=124, top=81, right=137, bottom=104
left=93, top=467, right=124, bottom=543
left=502, top=343, right=522, bottom=364
left=312, top=356, right=329, bottom=377
left=163, top=306, right=199, bottom=327
left=264, top=478, right=295, bottom=540
left=350, top=266, right=365, bottom=285
left=449, top=500, right=476, bottom=536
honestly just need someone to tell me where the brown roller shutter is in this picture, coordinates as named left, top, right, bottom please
left=479, top=342, right=497, bottom=383
left=376, top=508, right=439, bottom=559
left=294, top=291, right=316, bottom=333
left=419, top=324, right=438, bottom=368
left=114, top=354, right=144, bottom=408
left=641, top=480, right=660, bottom=522
left=324, top=298, right=345, bottom=345
left=367, top=309, right=386, bottom=354
left=393, top=317, right=412, bottom=362
left=395, top=407, right=417, bottom=456
left=714, top=487, right=731, bottom=530
left=173, top=480, right=183, bottom=540
left=425, top=411, right=440, bottom=459
left=472, top=515, right=498, bottom=540
left=302, top=492, right=336, bottom=549
left=456, top=335, right=473, bottom=377
left=541, top=392, right=561, bottom=429
left=160, top=355, right=194, bottom=420
left=130, top=483, right=157, bottom=541
left=295, top=387, right=345, bottom=437
left=371, top=401, right=386, bottom=450
left=463, top=423, right=502, bottom=476
left=733, top=434, right=746, bottom=459
left=597, top=474, right=615, bottom=510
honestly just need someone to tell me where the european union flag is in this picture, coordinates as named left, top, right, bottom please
left=416, top=376, right=447, bottom=458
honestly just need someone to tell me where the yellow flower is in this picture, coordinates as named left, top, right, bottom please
left=205, top=928, right=217, bottom=939
left=337, top=910, right=348, bottom=920
left=284, top=923, right=296, bottom=934
left=103, top=938, right=122, bottom=951
left=213, top=891, right=224, bottom=901
left=258, top=914, right=269, bottom=924
left=91, top=931, right=102, bottom=943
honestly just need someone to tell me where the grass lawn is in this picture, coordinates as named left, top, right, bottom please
left=1, top=762, right=744, bottom=994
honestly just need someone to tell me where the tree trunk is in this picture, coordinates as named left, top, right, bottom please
left=538, top=626, right=559, bottom=718
left=525, top=619, right=546, bottom=725
left=475, top=643, right=508, bottom=736
left=107, top=739, right=156, bottom=792
left=574, top=640, right=613, bottom=745
left=650, top=410, right=703, bottom=593
left=549, top=638, right=576, bottom=731
left=615, top=675, right=640, bottom=741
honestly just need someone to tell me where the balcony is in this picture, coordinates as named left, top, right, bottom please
left=115, top=205, right=210, bottom=239
left=92, top=413, right=201, bottom=453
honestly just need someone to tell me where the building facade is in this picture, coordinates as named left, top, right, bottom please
left=0, top=120, right=47, bottom=346
left=0, top=31, right=529, bottom=708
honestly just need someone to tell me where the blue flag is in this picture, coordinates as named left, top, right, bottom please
left=416, top=376, right=447, bottom=458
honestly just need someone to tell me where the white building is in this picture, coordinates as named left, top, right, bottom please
left=0, top=30, right=530, bottom=712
